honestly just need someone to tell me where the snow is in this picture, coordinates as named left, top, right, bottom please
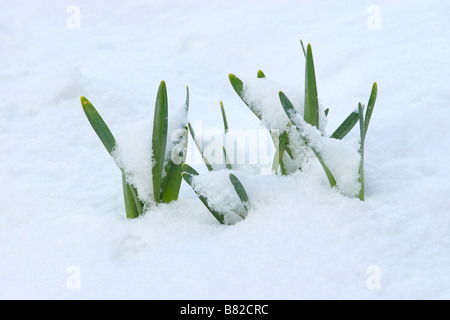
left=1, top=0, right=449, bottom=299
left=165, top=97, right=189, bottom=162
left=110, top=93, right=189, bottom=205
left=113, top=119, right=154, bottom=205
left=191, top=170, right=245, bottom=225
left=241, top=77, right=328, bottom=133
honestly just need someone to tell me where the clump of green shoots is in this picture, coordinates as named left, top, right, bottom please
left=81, top=81, right=189, bottom=218
left=230, top=41, right=377, bottom=200
left=82, top=40, right=378, bottom=225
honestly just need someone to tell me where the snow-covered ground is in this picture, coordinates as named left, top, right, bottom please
left=0, top=0, right=449, bottom=299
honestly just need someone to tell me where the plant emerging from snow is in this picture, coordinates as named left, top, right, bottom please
left=229, top=41, right=377, bottom=200
left=81, top=81, right=189, bottom=218
left=81, top=41, right=378, bottom=224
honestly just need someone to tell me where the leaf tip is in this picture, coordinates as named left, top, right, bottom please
left=279, top=91, right=289, bottom=102
left=372, top=82, right=378, bottom=92
left=80, top=96, right=89, bottom=105
left=158, top=80, right=167, bottom=94
left=257, top=70, right=266, bottom=78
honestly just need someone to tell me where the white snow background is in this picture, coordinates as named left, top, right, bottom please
left=0, top=0, right=449, bottom=299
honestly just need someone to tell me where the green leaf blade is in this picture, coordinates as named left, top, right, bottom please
left=185, top=85, right=190, bottom=112
left=181, top=163, right=200, bottom=176
left=311, top=148, right=337, bottom=188
left=81, top=96, right=116, bottom=155
left=229, top=173, right=249, bottom=219
left=220, top=101, right=229, bottom=134
left=223, top=147, right=233, bottom=170
left=122, top=174, right=140, bottom=219
left=304, top=44, right=320, bottom=129
left=188, top=122, right=214, bottom=172
left=300, top=39, right=307, bottom=58
left=229, top=73, right=262, bottom=120
left=279, top=91, right=297, bottom=117
left=272, top=131, right=289, bottom=174
left=330, top=111, right=359, bottom=140
left=257, top=70, right=266, bottom=79
left=181, top=171, right=226, bottom=225
left=81, top=96, right=144, bottom=217
left=364, top=82, right=377, bottom=139
left=160, top=163, right=183, bottom=203
left=152, top=81, right=169, bottom=203
left=358, top=102, right=365, bottom=201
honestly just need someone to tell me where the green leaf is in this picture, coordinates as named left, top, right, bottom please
left=223, top=147, right=233, bottom=170
left=185, top=84, right=190, bottom=110
left=284, top=143, right=294, bottom=159
left=311, top=148, right=337, bottom=188
left=358, top=83, right=377, bottom=201
left=279, top=92, right=298, bottom=123
left=160, top=87, right=189, bottom=203
left=152, top=81, right=169, bottom=203
left=188, top=122, right=214, bottom=172
left=358, top=103, right=366, bottom=153
left=81, top=96, right=116, bottom=154
left=279, top=91, right=336, bottom=187
left=181, top=163, right=199, bottom=176
left=229, top=73, right=262, bottom=120
left=181, top=170, right=226, bottom=225
left=122, top=173, right=139, bottom=219
left=160, top=162, right=184, bottom=203
left=220, top=101, right=232, bottom=170
left=272, top=131, right=289, bottom=174
left=330, top=111, right=359, bottom=140
left=257, top=70, right=266, bottom=79
left=358, top=102, right=365, bottom=201
left=81, top=96, right=143, bottom=217
left=324, top=108, right=329, bottom=117
left=127, top=182, right=144, bottom=216
left=329, top=83, right=376, bottom=142
left=229, top=173, right=249, bottom=219
left=300, top=40, right=306, bottom=58
left=364, top=82, right=377, bottom=139
left=304, top=44, right=320, bottom=129
left=220, top=100, right=229, bottom=134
